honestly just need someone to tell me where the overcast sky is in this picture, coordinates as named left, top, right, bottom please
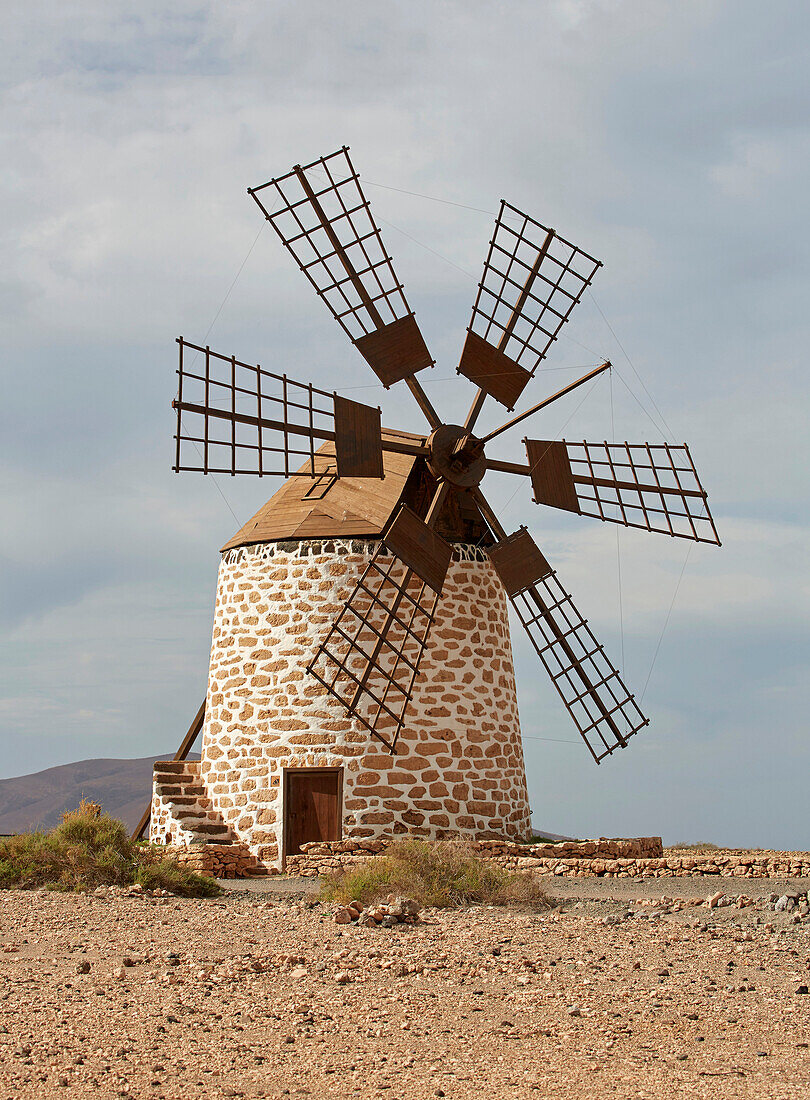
left=2, top=0, right=808, bottom=848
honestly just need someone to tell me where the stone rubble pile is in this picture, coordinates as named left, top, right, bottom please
left=91, top=884, right=175, bottom=899
left=771, top=890, right=810, bottom=919
left=333, top=895, right=423, bottom=928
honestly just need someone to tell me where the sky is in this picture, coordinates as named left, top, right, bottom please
left=2, top=0, right=808, bottom=848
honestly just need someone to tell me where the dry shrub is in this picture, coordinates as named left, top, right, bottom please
left=0, top=801, right=221, bottom=897
left=320, top=838, right=552, bottom=910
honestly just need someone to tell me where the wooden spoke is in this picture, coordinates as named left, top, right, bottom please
left=458, top=201, right=602, bottom=411
left=480, top=362, right=611, bottom=443
left=249, top=147, right=436, bottom=412
left=306, top=483, right=450, bottom=752
left=511, top=576, right=649, bottom=763
left=306, top=545, right=441, bottom=753
left=473, top=492, right=647, bottom=764
left=172, top=338, right=423, bottom=478
left=524, top=439, right=721, bottom=545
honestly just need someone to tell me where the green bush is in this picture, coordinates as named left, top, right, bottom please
left=0, top=800, right=222, bottom=897
left=321, top=838, right=552, bottom=909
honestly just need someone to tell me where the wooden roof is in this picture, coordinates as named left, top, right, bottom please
left=222, top=428, right=493, bottom=552
left=221, top=431, right=424, bottom=551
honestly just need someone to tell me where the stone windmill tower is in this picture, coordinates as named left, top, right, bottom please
left=144, top=148, right=720, bottom=872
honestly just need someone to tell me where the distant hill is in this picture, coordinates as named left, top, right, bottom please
left=0, top=755, right=198, bottom=835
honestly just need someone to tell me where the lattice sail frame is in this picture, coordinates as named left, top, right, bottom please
left=458, top=201, right=602, bottom=408
left=249, top=147, right=433, bottom=386
left=173, top=338, right=336, bottom=477
left=306, top=546, right=440, bottom=751
left=525, top=438, right=721, bottom=545
left=511, top=573, right=649, bottom=763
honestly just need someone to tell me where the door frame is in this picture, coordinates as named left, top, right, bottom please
left=281, top=766, right=344, bottom=866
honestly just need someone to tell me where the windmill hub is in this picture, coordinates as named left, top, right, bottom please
left=427, top=424, right=486, bottom=488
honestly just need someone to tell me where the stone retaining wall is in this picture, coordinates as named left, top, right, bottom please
left=285, top=838, right=810, bottom=879
left=285, top=836, right=663, bottom=875
left=166, top=843, right=271, bottom=878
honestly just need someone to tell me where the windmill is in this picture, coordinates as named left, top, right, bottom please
left=142, top=147, right=719, bottom=862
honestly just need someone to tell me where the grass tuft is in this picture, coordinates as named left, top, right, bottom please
left=320, top=838, right=552, bottom=909
left=0, top=801, right=222, bottom=897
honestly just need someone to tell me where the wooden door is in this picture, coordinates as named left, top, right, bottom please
left=284, top=769, right=341, bottom=857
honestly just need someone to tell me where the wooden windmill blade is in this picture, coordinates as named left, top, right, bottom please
left=457, top=201, right=602, bottom=412
left=249, top=147, right=440, bottom=428
left=474, top=503, right=648, bottom=763
left=172, top=337, right=430, bottom=479
left=307, top=497, right=452, bottom=752
left=523, top=438, right=721, bottom=545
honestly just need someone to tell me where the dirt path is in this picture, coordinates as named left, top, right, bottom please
left=1, top=880, right=809, bottom=1099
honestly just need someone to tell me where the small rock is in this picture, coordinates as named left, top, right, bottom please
left=774, top=895, right=790, bottom=912
left=335, top=972, right=351, bottom=985
left=796, top=985, right=809, bottom=995
left=289, top=966, right=307, bottom=979
left=75, top=961, right=90, bottom=975
left=333, top=908, right=353, bottom=925
left=707, top=892, right=725, bottom=909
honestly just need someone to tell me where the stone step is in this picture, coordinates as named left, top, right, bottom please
left=174, top=809, right=217, bottom=822
left=154, top=765, right=200, bottom=783
left=153, top=761, right=190, bottom=774
left=155, top=783, right=206, bottom=797
left=163, top=794, right=210, bottom=807
left=193, top=822, right=233, bottom=837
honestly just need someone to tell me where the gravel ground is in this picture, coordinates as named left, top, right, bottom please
left=1, top=878, right=809, bottom=1100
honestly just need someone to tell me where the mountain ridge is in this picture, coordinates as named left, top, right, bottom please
left=0, top=755, right=198, bottom=835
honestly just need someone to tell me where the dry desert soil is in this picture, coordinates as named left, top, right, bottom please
left=1, top=874, right=810, bottom=1099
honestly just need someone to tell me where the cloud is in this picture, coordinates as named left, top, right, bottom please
left=1, top=0, right=808, bottom=848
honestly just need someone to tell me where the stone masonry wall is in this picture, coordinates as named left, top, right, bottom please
left=286, top=837, right=663, bottom=875
left=199, top=539, right=531, bottom=868
left=285, top=839, right=810, bottom=880
left=168, top=843, right=271, bottom=878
